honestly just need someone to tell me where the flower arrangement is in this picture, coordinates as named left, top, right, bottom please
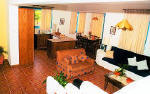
left=114, top=64, right=128, bottom=77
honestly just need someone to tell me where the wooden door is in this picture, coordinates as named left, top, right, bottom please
left=19, top=8, right=34, bottom=65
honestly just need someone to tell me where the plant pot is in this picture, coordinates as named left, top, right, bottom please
left=0, top=54, right=4, bottom=64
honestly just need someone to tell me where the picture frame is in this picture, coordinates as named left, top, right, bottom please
left=110, top=26, right=116, bottom=35
left=60, top=18, right=65, bottom=25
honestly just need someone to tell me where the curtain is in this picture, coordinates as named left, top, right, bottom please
left=119, top=13, right=150, bottom=54
left=77, top=13, right=86, bottom=33
left=69, top=12, right=77, bottom=34
left=144, top=21, right=150, bottom=56
left=90, top=13, right=104, bottom=38
left=40, top=9, right=51, bottom=31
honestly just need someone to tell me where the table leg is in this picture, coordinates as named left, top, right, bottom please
left=104, top=78, right=108, bottom=90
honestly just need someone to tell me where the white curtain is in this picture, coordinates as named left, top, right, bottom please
left=144, top=21, right=150, bottom=56
left=40, top=9, right=51, bottom=31
left=119, top=13, right=150, bottom=54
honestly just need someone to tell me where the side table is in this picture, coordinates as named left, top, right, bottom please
left=104, top=72, right=134, bottom=90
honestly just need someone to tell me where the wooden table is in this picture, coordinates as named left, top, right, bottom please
left=104, top=72, right=133, bottom=90
left=47, top=38, right=76, bottom=58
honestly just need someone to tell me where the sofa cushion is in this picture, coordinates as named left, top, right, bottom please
left=70, top=62, right=93, bottom=72
left=112, top=47, right=134, bottom=65
left=105, top=51, right=114, bottom=59
left=102, top=57, right=118, bottom=66
left=70, top=55, right=79, bottom=64
left=112, top=46, right=150, bottom=71
left=73, top=79, right=83, bottom=89
left=64, top=56, right=71, bottom=65
left=136, top=54, right=150, bottom=70
left=128, top=57, right=137, bottom=66
left=136, top=60, right=149, bottom=70
left=128, top=67, right=150, bottom=77
left=78, top=54, right=88, bottom=62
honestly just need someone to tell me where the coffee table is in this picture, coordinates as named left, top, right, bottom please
left=104, top=72, right=133, bottom=90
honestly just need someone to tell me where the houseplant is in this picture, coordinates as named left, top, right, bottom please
left=114, top=64, right=128, bottom=76
left=0, top=46, right=7, bottom=64
left=43, top=72, right=68, bottom=87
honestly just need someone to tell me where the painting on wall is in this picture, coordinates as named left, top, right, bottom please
left=110, top=26, right=116, bottom=35
left=60, top=18, right=65, bottom=25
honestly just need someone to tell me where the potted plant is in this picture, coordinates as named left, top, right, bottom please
left=114, top=64, right=128, bottom=77
left=0, top=46, right=7, bottom=64
left=43, top=72, right=68, bottom=87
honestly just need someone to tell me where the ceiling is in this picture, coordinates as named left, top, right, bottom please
left=17, top=0, right=150, bottom=13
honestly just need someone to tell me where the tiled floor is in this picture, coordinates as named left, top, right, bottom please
left=0, top=50, right=119, bottom=94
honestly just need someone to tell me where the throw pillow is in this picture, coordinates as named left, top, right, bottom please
left=105, top=51, right=114, bottom=59
left=64, top=56, right=71, bottom=65
left=137, top=60, right=149, bottom=70
left=128, top=57, right=137, bottom=66
left=70, top=56, right=79, bottom=64
left=78, top=54, right=88, bottom=62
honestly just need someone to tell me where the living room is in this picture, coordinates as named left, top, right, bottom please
left=0, top=0, right=150, bottom=94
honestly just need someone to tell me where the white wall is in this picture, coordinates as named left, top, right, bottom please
left=8, top=3, right=19, bottom=65
left=52, top=10, right=76, bottom=39
left=102, top=12, right=123, bottom=47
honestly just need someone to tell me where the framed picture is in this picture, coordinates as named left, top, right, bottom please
left=110, top=26, right=116, bottom=35
left=60, top=18, right=65, bottom=25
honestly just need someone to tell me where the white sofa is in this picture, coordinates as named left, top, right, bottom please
left=46, top=75, right=150, bottom=94
left=96, top=49, right=143, bottom=81
left=46, top=76, right=108, bottom=94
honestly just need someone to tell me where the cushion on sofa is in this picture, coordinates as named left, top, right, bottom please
left=69, top=62, right=92, bottom=72
left=103, top=58, right=150, bottom=77
left=104, top=46, right=150, bottom=77
left=102, top=57, right=118, bottom=66
left=64, top=56, right=71, bottom=64
left=128, top=57, right=137, bottom=66
left=70, top=55, right=79, bottom=64
left=73, top=79, right=83, bottom=89
left=105, top=51, right=114, bottom=59
left=112, top=47, right=134, bottom=65
left=137, top=60, right=149, bottom=70
left=78, top=54, right=88, bottom=62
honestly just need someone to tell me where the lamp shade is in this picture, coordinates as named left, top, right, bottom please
left=116, top=19, right=133, bottom=31
left=92, top=17, right=98, bottom=21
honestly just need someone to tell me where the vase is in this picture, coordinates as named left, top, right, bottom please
left=0, top=54, right=4, bottom=64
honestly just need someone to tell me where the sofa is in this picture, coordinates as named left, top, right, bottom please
left=56, top=48, right=95, bottom=78
left=46, top=76, right=108, bottom=94
left=46, top=75, right=150, bottom=94
left=96, top=46, right=150, bottom=80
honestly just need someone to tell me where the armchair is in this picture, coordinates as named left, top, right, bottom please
left=56, top=48, right=95, bottom=79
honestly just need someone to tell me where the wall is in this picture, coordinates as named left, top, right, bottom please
left=52, top=10, right=77, bottom=39
left=8, top=3, right=19, bottom=65
left=0, top=0, right=8, bottom=59
left=102, top=12, right=123, bottom=47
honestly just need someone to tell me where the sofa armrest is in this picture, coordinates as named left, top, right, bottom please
left=96, top=49, right=106, bottom=63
